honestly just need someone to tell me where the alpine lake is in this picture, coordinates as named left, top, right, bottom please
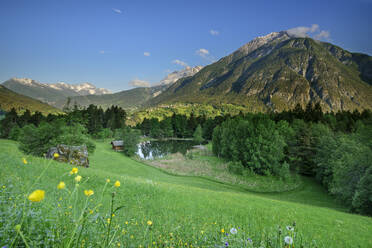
left=136, top=139, right=200, bottom=159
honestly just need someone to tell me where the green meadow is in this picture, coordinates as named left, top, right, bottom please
left=1, top=139, right=372, bottom=247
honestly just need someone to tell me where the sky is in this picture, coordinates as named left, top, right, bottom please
left=0, top=0, right=372, bottom=92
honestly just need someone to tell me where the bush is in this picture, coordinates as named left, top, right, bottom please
left=8, top=126, right=22, bottom=141
left=352, top=166, right=372, bottom=216
left=93, top=128, right=114, bottom=140
left=121, top=127, right=141, bottom=156
left=227, top=161, right=244, bottom=175
left=19, top=121, right=95, bottom=156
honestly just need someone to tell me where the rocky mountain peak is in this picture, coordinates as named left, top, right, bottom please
left=237, top=31, right=290, bottom=56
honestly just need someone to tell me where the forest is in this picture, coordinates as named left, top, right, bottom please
left=0, top=102, right=371, bottom=215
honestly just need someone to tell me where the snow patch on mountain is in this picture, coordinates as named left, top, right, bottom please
left=159, top=66, right=203, bottom=85
left=8, top=78, right=111, bottom=95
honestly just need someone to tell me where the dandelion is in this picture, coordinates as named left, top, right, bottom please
left=75, top=175, right=82, bottom=182
left=230, top=227, right=237, bottom=234
left=28, top=190, right=45, bottom=202
left=22, top=158, right=27, bottom=164
left=84, top=189, right=94, bottom=196
left=114, top=180, right=120, bottom=188
left=106, top=179, right=110, bottom=183
left=147, top=220, right=153, bottom=226
left=53, top=153, right=59, bottom=158
left=221, top=228, right=225, bottom=233
left=284, top=236, right=293, bottom=245
left=57, top=181, right=66, bottom=190
left=71, top=167, right=78, bottom=174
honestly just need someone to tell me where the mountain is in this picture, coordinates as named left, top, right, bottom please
left=56, top=67, right=203, bottom=110
left=0, top=85, right=62, bottom=114
left=150, top=31, right=372, bottom=112
left=56, top=85, right=167, bottom=111
left=159, top=66, right=203, bottom=85
left=2, top=78, right=111, bottom=107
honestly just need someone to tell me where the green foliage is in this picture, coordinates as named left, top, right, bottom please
left=8, top=126, right=22, bottom=141
left=352, top=166, right=372, bottom=215
left=18, top=120, right=95, bottom=156
left=212, top=116, right=289, bottom=176
left=193, top=124, right=204, bottom=144
left=94, top=128, right=114, bottom=140
left=121, top=127, right=141, bottom=156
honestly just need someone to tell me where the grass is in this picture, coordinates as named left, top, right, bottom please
left=1, top=139, right=372, bottom=247
left=141, top=147, right=303, bottom=193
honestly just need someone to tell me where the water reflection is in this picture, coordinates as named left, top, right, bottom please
left=136, top=140, right=197, bottom=159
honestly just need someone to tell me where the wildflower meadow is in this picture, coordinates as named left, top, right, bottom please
left=1, top=140, right=372, bottom=247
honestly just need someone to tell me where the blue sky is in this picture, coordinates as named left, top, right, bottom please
left=1, top=0, right=371, bottom=92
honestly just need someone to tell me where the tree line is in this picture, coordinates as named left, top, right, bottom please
left=212, top=103, right=372, bottom=216
left=0, top=105, right=128, bottom=156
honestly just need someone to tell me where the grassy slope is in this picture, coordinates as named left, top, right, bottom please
left=1, top=140, right=372, bottom=247
left=0, top=85, right=62, bottom=114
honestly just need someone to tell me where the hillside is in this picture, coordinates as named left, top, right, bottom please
left=0, top=85, right=62, bottom=114
left=58, top=85, right=167, bottom=111
left=55, top=66, right=203, bottom=110
left=2, top=78, right=110, bottom=107
left=1, top=139, right=371, bottom=247
left=150, top=32, right=372, bottom=112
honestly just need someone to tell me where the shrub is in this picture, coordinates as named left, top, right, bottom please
left=227, top=161, right=244, bottom=175
left=352, top=166, right=372, bottom=216
left=121, top=127, right=141, bottom=156
left=19, top=120, right=95, bottom=156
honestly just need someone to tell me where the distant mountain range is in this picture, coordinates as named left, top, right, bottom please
left=2, top=31, right=372, bottom=113
left=150, top=31, right=372, bottom=112
left=0, top=85, right=62, bottom=114
left=2, top=78, right=111, bottom=107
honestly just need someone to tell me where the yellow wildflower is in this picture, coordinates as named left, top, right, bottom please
left=106, top=178, right=110, bottom=183
left=53, top=153, right=59, bottom=158
left=71, top=167, right=78, bottom=174
left=75, top=175, right=82, bottom=182
left=125, top=221, right=128, bottom=225
left=57, top=181, right=66, bottom=190
left=28, top=190, right=45, bottom=202
left=107, top=218, right=111, bottom=224
left=84, top=189, right=94, bottom=196
left=147, top=220, right=153, bottom=226
left=221, top=228, right=225, bottom=233
left=22, top=158, right=27, bottom=164
left=114, top=180, right=120, bottom=188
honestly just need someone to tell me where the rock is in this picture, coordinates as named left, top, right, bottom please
left=46, top=144, right=89, bottom=167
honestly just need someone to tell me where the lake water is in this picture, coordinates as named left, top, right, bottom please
left=136, top=139, right=197, bottom=160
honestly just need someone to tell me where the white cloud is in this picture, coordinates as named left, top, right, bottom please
left=172, top=59, right=188, bottom=67
left=315, top=30, right=330, bottom=40
left=112, top=8, right=122, bottom=14
left=287, top=24, right=330, bottom=41
left=129, top=79, right=150, bottom=87
left=144, top=52, right=150, bottom=56
left=196, top=48, right=215, bottom=62
left=99, top=50, right=105, bottom=54
left=196, top=48, right=209, bottom=56
left=310, top=24, right=319, bottom=33
left=210, top=30, right=219, bottom=35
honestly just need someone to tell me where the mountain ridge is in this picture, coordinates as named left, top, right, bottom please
left=149, top=32, right=372, bottom=112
